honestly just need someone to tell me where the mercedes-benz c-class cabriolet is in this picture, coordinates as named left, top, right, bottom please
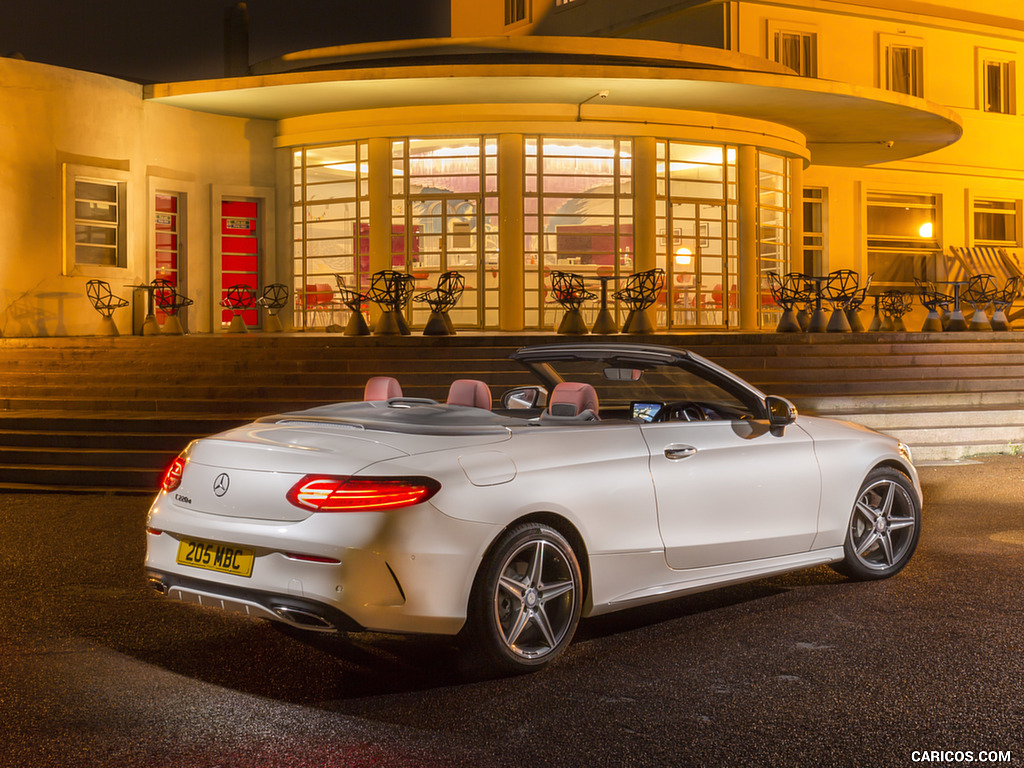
left=146, top=342, right=921, bottom=673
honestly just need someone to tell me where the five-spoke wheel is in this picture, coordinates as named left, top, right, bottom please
left=465, top=522, right=582, bottom=674
left=833, top=467, right=921, bottom=580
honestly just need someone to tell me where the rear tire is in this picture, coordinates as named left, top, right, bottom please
left=832, top=467, right=920, bottom=581
left=464, top=522, right=582, bottom=675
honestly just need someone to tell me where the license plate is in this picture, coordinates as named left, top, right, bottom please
left=176, top=538, right=254, bottom=578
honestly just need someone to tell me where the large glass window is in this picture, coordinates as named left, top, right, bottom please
left=982, top=58, right=1015, bottom=114
left=524, top=137, right=633, bottom=329
left=656, top=142, right=738, bottom=329
left=73, top=178, right=126, bottom=268
left=884, top=38, right=924, bottom=97
left=292, top=142, right=368, bottom=328
left=758, top=152, right=790, bottom=327
left=802, top=187, right=825, bottom=275
left=774, top=30, right=817, bottom=77
left=505, top=0, right=528, bottom=25
left=867, top=191, right=939, bottom=286
left=973, top=198, right=1020, bottom=246
left=392, top=137, right=499, bottom=329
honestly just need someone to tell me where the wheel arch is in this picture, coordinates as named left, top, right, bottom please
left=470, top=511, right=592, bottom=610
left=867, top=458, right=922, bottom=504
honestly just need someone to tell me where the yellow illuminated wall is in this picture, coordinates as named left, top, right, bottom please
left=0, top=58, right=276, bottom=337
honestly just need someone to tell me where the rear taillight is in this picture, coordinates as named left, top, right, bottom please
left=286, top=475, right=441, bottom=512
left=162, top=456, right=186, bottom=492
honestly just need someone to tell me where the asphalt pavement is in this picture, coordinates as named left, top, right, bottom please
left=1, top=457, right=1022, bottom=768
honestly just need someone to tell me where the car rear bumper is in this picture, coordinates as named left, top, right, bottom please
left=147, top=568, right=363, bottom=632
left=145, top=496, right=499, bottom=636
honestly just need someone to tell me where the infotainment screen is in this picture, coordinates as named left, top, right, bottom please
left=631, top=401, right=663, bottom=423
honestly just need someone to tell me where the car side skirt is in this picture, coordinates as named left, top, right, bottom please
left=586, top=546, right=845, bottom=616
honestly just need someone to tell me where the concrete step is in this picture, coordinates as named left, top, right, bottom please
left=2, top=332, right=1024, bottom=490
left=0, top=463, right=162, bottom=490
left=0, top=446, right=173, bottom=469
left=797, top=391, right=1024, bottom=414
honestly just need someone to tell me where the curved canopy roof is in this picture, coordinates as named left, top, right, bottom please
left=146, top=36, right=962, bottom=167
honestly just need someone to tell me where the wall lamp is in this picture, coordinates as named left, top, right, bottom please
left=577, top=90, right=611, bottom=121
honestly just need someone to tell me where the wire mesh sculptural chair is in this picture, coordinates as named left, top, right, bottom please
left=152, top=278, right=194, bottom=335
left=220, top=284, right=256, bottom=333
left=914, top=278, right=949, bottom=332
left=766, top=272, right=802, bottom=333
left=991, top=276, right=1021, bottom=332
left=843, top=273, right=872, bottom=332
left=613, top=268, right=665, bottom=334
left=368, top=270, right=417, bottom=335
left=256, top=283, right=289, bottom=333
left=822, top=269, right=860, bottom=332
left=550, top=270, right=597, bottom=335
left=333, top=274, right=370, bottom=336
left=414, top=271, right=465, bottom=336
left=964, top=273, right=998, bottom=331
left=879, top=290, right=913, bottom=332
left=85, top=279, right=129, bottom=336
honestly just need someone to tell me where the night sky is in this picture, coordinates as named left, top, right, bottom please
left=0, top=0, right=451, bottom=83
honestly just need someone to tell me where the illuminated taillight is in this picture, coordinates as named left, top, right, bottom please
left=286, top=475, right=441, bottom=512
left=162, top=456, right=186, bottom=492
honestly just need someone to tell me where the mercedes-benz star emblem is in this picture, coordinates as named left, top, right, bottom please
left=213, top=473, right=230, bottom=497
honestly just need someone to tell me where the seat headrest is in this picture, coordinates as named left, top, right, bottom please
left=364, top=376, right=402, bottom=401
left=447, top=379, right=492, bottom=409
left=547, top=382, right=599, bottom=419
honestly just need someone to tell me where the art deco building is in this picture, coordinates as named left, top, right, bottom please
left=1, top=0, right=1019, bottom=336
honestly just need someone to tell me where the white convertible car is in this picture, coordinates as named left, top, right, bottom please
left=146, top=342, right=921, bottom=673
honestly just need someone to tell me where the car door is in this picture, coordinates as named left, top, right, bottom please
left=641, top=417, right=821, bottom=570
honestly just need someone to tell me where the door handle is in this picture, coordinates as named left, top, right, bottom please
left=664, top=444, right=697, bottom=460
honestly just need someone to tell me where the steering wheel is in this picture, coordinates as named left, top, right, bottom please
left=676, top=402, right=708, bottom=422
left=651, top=401, right=708, bottom=422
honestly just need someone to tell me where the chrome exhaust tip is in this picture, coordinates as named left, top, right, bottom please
left=272, top=605, right=335, bottom=630
left=148, top=576, right=168, bottom=595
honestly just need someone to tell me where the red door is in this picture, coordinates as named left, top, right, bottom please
left=221, top=199, right=260, bottom=328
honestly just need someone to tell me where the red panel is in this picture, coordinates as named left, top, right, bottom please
left=222, top=254, right=258, bottom=273
left=155, top=194, right=178, bottom=213
left=222, top=200, right=258, bottom=218
left=222, top=274, right=258, bottom=290
left=155, top=253, right=178, bottom=271
left=221, top=236, right=258, bottom=254
left=155, top=233, right=178, bottom=250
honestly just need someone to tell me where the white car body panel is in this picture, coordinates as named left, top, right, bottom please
left=641, top=419, right=821, bottom=569
left=145, top=342, right=920, bottom=647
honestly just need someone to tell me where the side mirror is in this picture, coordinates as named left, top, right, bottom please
left=765, top=395, right=797, bottom=434
left=501, top=385, right=548, bottom=410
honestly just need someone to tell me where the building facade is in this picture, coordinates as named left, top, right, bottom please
left=2, top=1, right=1021, bottom=336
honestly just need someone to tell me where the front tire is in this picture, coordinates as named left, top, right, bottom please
left=465, top=522, right=583, bottom=675
left=832, top=467, right=921, bottom=580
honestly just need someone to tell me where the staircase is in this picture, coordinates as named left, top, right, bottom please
left=1, top=331, right=1022, bottom=492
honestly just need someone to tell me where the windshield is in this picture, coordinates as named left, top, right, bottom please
left=534, top=358, right=762, bottom=418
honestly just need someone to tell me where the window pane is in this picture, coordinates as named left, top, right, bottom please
left=867, top=191, right=938, bottom=284
left=76, top=180, right=117, bottom=203
left=974, top=198, right=1017, bottom=244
